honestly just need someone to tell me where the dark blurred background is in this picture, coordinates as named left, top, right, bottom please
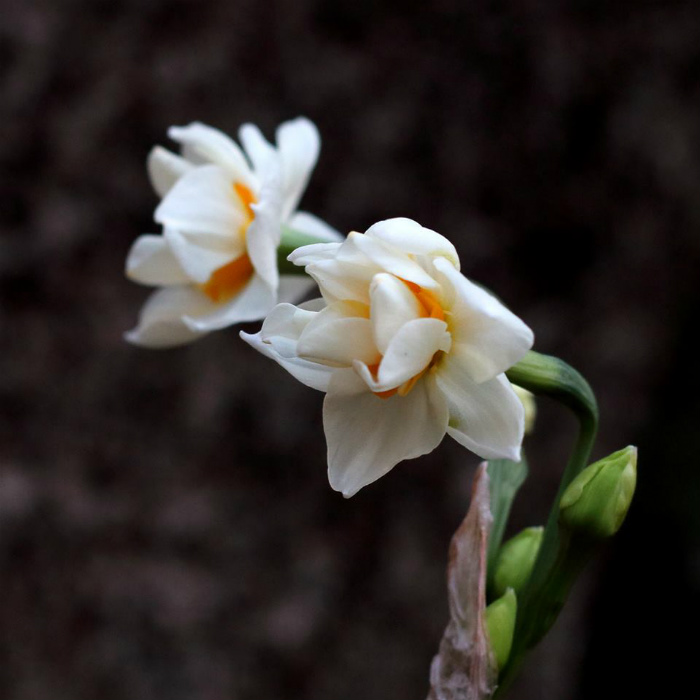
left=2, top=0, right=699, bottom=698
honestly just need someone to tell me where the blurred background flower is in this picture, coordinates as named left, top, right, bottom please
left=1, top=1, right=699, bottom=699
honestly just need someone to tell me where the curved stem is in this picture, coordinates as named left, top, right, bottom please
left=495, top=352, right=599, bottom=696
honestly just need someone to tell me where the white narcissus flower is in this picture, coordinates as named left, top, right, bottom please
left=241, top=218, right=535, bottom=497
left=125, top=118, right=341, bottom=347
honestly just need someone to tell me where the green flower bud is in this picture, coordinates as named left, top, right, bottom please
left=513, top=385, right=537, bottom=434
left=493, top=526, right=543, bottom=598
left=559, top=446, right=637, bottom=539
left=485, top=588, right=517, bottom=671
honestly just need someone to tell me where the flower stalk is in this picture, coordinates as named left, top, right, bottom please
left=495, top=351, right=599, bottom=695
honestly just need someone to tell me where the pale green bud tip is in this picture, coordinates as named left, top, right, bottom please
left=559, top=446, right=638, bottom=539
left=513, top=385, right=536, bottom=434
left=485, top=588, right=517, bottom=671
left=493, top=526, right=543, bottom=598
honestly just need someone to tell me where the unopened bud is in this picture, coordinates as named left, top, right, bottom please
left=559, top=446, right=637, bottom=539
left=513, top=385, right=536, bottom=434
left=493, top=526, right=543, bottom=598
left=485, top=588, right=517, bottom=671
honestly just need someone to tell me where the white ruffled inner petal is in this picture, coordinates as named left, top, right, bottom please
left=365, top=217, right=460, bottom=268
left=369, top=273, right=423, bottom=355
left=182, top=274, right=276, bottom=331
left=355, top=317, right=451, bottom=392
left=245, top=156, right=284, bottom=293
left=240, top=329, right=334, bottom=393
left=297, top=302, right=379, bottom=367
left=155, top=165, right=247, bottom=239
left=348, top=232, right=440, bottom=291
left=163, top=228, right=242, bottom=285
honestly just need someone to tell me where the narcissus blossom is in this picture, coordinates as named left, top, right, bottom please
left=242, top=218, right=534, bottom=496
left=125, top=118, right=340, bottom=347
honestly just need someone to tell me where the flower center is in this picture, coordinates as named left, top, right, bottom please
left=371, top=279, right=447, bottom=400
left=200, top=183, right=257, bottom=304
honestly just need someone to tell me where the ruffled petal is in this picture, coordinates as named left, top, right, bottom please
left=125, top=286, right=214, bottom=348
left=164, top=228, right=242, bottom=284
left=125, top=235, right=189, bottom=286
left=347, top=232, right=440, bottom=291
left=276, top=117, right=320, bottom=219
left=369, top=272, right=423, bottom=355
left=155, top=165, right=247, bottom=239
left=435, top=355, right=524, bottom=461
left=168, top=122, right=256, bottom=187
left=260, top=301, right=318, bottom=341
left=354, top=317, right=451, bottom=392
left=288, top=242, right=343, bottom=268
left=240, top=329, right=334, bottom=393
left=305, top=258, right=377, bottom=304
left=433, top=257, right=534, bottom=384
left=246, top=157, right=284, bottom=292
left=182, top=274, right=276, bottom=331
left=324, top=370, right=449, bottom=497
left=297, top=304, right=379, bottom=367
left=147, top=146, right=193, bottom=198
left=365, top=218, right=459, bottom=268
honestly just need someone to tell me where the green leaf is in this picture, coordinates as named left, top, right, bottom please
left=487, top=456, right=529, bottom=593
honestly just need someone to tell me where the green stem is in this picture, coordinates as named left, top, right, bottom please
left=276, top=225, right=329, bottom=276
left=495, top=352, right=599, bottom=696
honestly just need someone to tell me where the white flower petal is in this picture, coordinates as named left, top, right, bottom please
left=155, top=165, right=247, bottom=239
left=354, top=317, right=451, bottom=392
left=305, top=258, right=377, bottom=304
left=369, top=273, right=423, bottom=355
left=261, top=301, right=317, bottom=341
left=125, top=235, right=189, bottom=286
left=164, top=228, right=242, bottom=284
left=365, top=218, right=459, bottom=268
left=125, top=286, right=214, bottom=348
left=168, top=122, right=256, bottom=187
left=324, top=370, right=449, bottom=497
left=297, top=307, right=379, bottom=366
left=246, top=158, right=284, bottom=291
left=433, top=257, right=534, bottom=383
left=436, top=356, right=524, bottom=461
left=147, top=146, right=193, bottom=198
left=240, top=330, right=334, bottom=392
left=287, top=211, right=343, bottom=242
left=183, top=274, right=276, bottom=331
left=276, top=117, right=320, bottom=219
left=288, top=242, right=343, bottom=268
left=238, top=123, right=276, bottom=175
left=348, top=232, right=440, bottom=290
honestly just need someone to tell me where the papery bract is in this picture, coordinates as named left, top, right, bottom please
left=125, top=118, right=340, bottom=347
left=242, top=218, right=534, bottom=496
